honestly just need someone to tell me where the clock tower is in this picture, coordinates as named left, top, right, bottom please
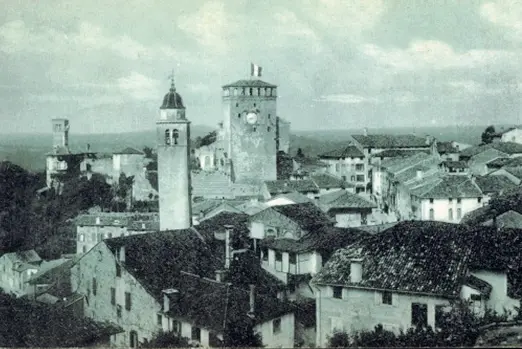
left=222, top=77, right=278, bottom=184
left=157, top=76, right=192, bottom=231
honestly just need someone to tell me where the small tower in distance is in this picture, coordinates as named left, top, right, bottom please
left=157, top=73, right=192, bottom=231
left=51, top=118, right=70, bottom=153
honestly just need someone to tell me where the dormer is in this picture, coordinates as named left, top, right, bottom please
left=162, top=288, right=180, bottom=312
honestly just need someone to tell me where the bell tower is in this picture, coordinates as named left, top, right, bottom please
left=157, top=74, right=192, bottom=231
left=51, top=118, right=70, bottom=153
left=222, top=68, right=278, bottom=184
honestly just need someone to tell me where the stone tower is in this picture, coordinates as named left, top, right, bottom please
left=222, top=77, right=278, bottom=184
left=157, top=77, right=192, bottom=231
left=51, top=118, right=70, bottom=153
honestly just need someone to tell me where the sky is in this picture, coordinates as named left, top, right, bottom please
left=1, top=0, right=522, bottom=134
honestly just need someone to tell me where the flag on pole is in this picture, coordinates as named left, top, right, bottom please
left=251, top=63, right=262, bottom=77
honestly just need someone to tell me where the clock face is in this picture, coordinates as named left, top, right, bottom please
left=246, top=112, right=258, bottom=124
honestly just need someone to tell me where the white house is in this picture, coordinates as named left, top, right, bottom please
left=0, top=250, right=42, bottom=296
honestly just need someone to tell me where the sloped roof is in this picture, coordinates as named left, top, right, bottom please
left=127, top=220, right=160, bottom=232
left=474, top=175, right=516, bottom=194
left=437, top=141, right=459, bottom=154
left=113, top=147, right=144, bottom=155
left=269, top=203, right=333, bottom=231
left=28, top=258, right=74, bottom=285
left=482, top=210, right=522, bottom=229
left=352, top=134, right=431, bottom=149
left=311, top=173, right=354, bottom=189
left=166, top=272, right=293, bottom=333
left=267, top=192, right=315, bottom=205
left=411, top=175, right=483, bottom=199
left=504, top=166, right=522, bottom=179
left=318, top=190, right=376, bottom=210
left=442, top=160, right=468, bottom=169
left=260, top=226, right=368, bottom=253
left=465, top=274, right=492, bottom=297
left=264, top=179, right=319, bottom=195
left=486, top=157, right=513, bottom=167
left=222, top=79, right=277, bottom=88
left=372, top=149, right=429, bottom=158
left=461, top=142, right=522, bottom=158
left=75, top=214, right=131, bottom=227
left=312, top=221, right=522, bottom=297
left=197, top=212, right=250, bottom=241
left=319, top=146, right=364, bottom=159
left=5, top=250, right=42, bottom=264
left=104, top=229, right=220, bottom=301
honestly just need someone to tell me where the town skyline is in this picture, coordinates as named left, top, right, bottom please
left=1, top=0, right=522, bottom=134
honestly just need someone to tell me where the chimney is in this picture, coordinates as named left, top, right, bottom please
left=215, top=269, right=226, bottom=282
left=350, top=257, right=363, bottom=283
left=224, top=225, right=233, bottom=269
left=248, top=284, right=256, bottom=318
left=416, top=170, right=423, bottom=180
left=162, top=289, right=179, bottom=312
left=363, top=127, right=368, bottom=136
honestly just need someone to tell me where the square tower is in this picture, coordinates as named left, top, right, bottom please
left=51, top=118, right=70, bottom=153
left=222, top=79, right=278, bottom=184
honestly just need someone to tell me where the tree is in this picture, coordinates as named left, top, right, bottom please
left=296, top=147, right=305, bottom=158
left=143, top=146, right=154, bottom=159
left=481, top=125, right=497, bottom=145
left=141, top=331, right=190, bottom=348
left=223, top=317, right=263, bottom=347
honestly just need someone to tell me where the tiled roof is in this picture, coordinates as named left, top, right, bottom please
left=486, top=157, right=513, bottom=167
left=192, top=171, right=261, bottom=199
left=127, top=220, right=160, bottom=232
left=311, top=173, right=354, bottom=189
left=5, top=250, right=42, bottom=264
left=352, top=134, right=431, bottom=149
left=313, top=221, right=522, bottom=297
left=319, top=146, right=364, bottom=159
left=482, top=210, right=522, bottom=229
left=411, top=175, right=483, bottom=199
left=373, top=149, right=430, bottom=158
left=442, top=160, right=468, bottom=169
left=474, top=175, right=516, bottom=194
left=264, top=179, right=319, bottom=196
left=75, top=214, right=131, bottom=227
left=437, top=141, right=459, bottom=154
left=166, top=272, right=293, bottom=333
left=268, top=192, right=315, bottom=205
left=465, top=274, right=492, bottom=297
left=113, top=147, right=144, bottom=155
left=104, top=229, right=221, bottom=301
left=28, top=258, right=74, bottom=285
left=222, top=79, right=277, bottom=88
left=260, top=226, right=368, bottom=253
left=460, top=142, right=522, bottom=158
left=197, top=212, right=250, bottom=241
left=504, top=166, right=522, bottom=179
left=318, top=190, right=376, bottom=211
left=380, top=153, right=438, bottom=175
left=269, top=203, right=333, bottom=231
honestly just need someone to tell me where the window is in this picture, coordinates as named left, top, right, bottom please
left=411, top=303, right=428, bottom=328
left=449, top=198, right=453, bottom=202
left=191, top=326, right=201, bottom=341
left=92, top=278, right=97, bottom=296
left=275, top=251, right=282, bottom=262
left=172, top=320, right=181, bottom=334
left=333, top=286, right=343, bottom=299
left=116, top=262, right=121, bottom=277
left=355, top=164, right=364, bottom=171
left=164, top=129, right=171, bottom=145
left=457, top=208, right=462, bottom=219
left=457, top=198, right=461, bottom=204
left=267, top=127, right=271, bottom=132
left=79, top=234, right=85, bottom=242
left=435, top=305, right=446, bottom=328
left=478, top=197, right=482, bottom=203
left=238, top=113, right=241, bottom=118
left=234, top=88, right=238, bottom=96
left=429, top=198, right=434, bottom=204
left=209, top=332, right=221, bottom=347
left=356, top=175, right=365, bottom=182
left=253, top=103, right=256, bottom=107
left=110, top=287, right=116, bottom=305
left=157, top=314, right=162, bottom=326
left=261, top=248, right=268, bottom=261
left=235, top=102, right=239, bottom=107
left=289, top=253, right=297, bottom=264
left=82, top=245, right=87, bottom=253
left=172, top=129, right=179, bottom=145
left=117, top=305, right=122, bottom=318
left=470, top=294, right=481, bottom=301
left=288, top=282, right=296, bottom=293
left=382, top=291, right=392, bottom=305
left=125, top=292, right=132, bottom=311
left=448, top=208, right=453, bottom=220
left=335, top=163, right=340, bottom=172
left=130, top=331, right=138, bottom=348
left=429, top=209, right=434, bottom=220
left=273, top=318, right=282, bottom=334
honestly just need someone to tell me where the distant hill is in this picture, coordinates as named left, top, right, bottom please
left=0, top=124, right=501, bottom=172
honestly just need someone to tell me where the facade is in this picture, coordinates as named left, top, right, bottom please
left=276, top=117, right=291, bottom=154
left=0, top=250, right=42, bottom=296
left=312, top=221, right=522, bottom=346
left=156, top=80, right=192, bottom=230
left=500, top=127, right=522, bottom=144
left=222, top=79, right=278, bottom=184
left=317, top=190, right=376, bottom=227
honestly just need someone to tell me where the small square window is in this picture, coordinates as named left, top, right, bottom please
left=457, top=198, right=461, bottom=204
left=275, top=251, right=282, bottom=262
left=125, top=292, right=131, bottom=311
left=478, top=197, right=482, bottom=203
left=116, top=263, right=121, bottom=277
left=429, top=198, right=434, bottom=204
left=110, top=287, right=116, bottom=305
left=382, top=291, right=392, bottom=305
left=273, top=318, right=281, bottom=334
left=333, top=286, right=343, bottom=299
left=289, top=253, right=297, bottom=264
left=470, top=294, right=481, bottom=301
left=117, top=305, right=122, bottom=318
left=157, top=314, right=162, bottom=326
left=261, top=248, right=268, bottom=261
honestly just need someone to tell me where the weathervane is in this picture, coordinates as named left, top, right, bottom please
left=168, top=69, right=175, bottom=91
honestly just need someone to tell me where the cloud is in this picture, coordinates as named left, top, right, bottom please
left=362, top=40, right=517, bottom=70
left=480, top=1, right=522, bottom=39
left=177, top=1, right=232, bottom=53
left=315, top=94, right=380, bottom=104
left=117, top=72, right=161, bottom=100
left=448, top=80, right=502, bottom=95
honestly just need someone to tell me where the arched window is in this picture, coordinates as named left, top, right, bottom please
left=165, top=129, right=171, bottom=145
left=249, top=88, right=253, bottom=96
left=172, top=129, right=179, bottom=145
left=130, top=331, right=139, bottom=348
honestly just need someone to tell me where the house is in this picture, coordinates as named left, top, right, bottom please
left=249, top=203, right=334, bottom=246
left=437, top=141, right=461, bottom=161
left=262, top=179, right=320, bottom=199
left=488, top=166, right=522, bottom=185
left=460, top=143, right=522, bottom=175
left=71, top=229, right=295, bottom=348
left=317, top=190, right=377, bottom=227
left=265, top=192, right=315, bottom=207
left=0, top=250, right=42, bottom=296
left=474, top=175, right=516, bottom=198
left=500, top=127, right=522, bottom=144
left=311, top=221, right=522, bottom=346
left=440, top=160, right=469, bottom=174
left=310, top=173, right=355, bottom=195
left=26, top=257, right=74, bottom=304
left=191, top=199, right=244, bottom=225
left=319, top=145, right=366, bottom=192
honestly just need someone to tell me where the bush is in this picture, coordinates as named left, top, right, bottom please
left=142, top=331, right=190, bottom=348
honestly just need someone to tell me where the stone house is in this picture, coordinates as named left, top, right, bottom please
left=437, top=141, right=462, bottom=161
left=317, top=190, right=376, bottom=227
left=0, top=250, right=42, bottom=296
left=319, top=145, right=367, bottom=193
left=71, top=229, right=294, bottom=348
left=27, top=257, right=74, bottom=304
left=312, top=221, right=522, bottom=347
